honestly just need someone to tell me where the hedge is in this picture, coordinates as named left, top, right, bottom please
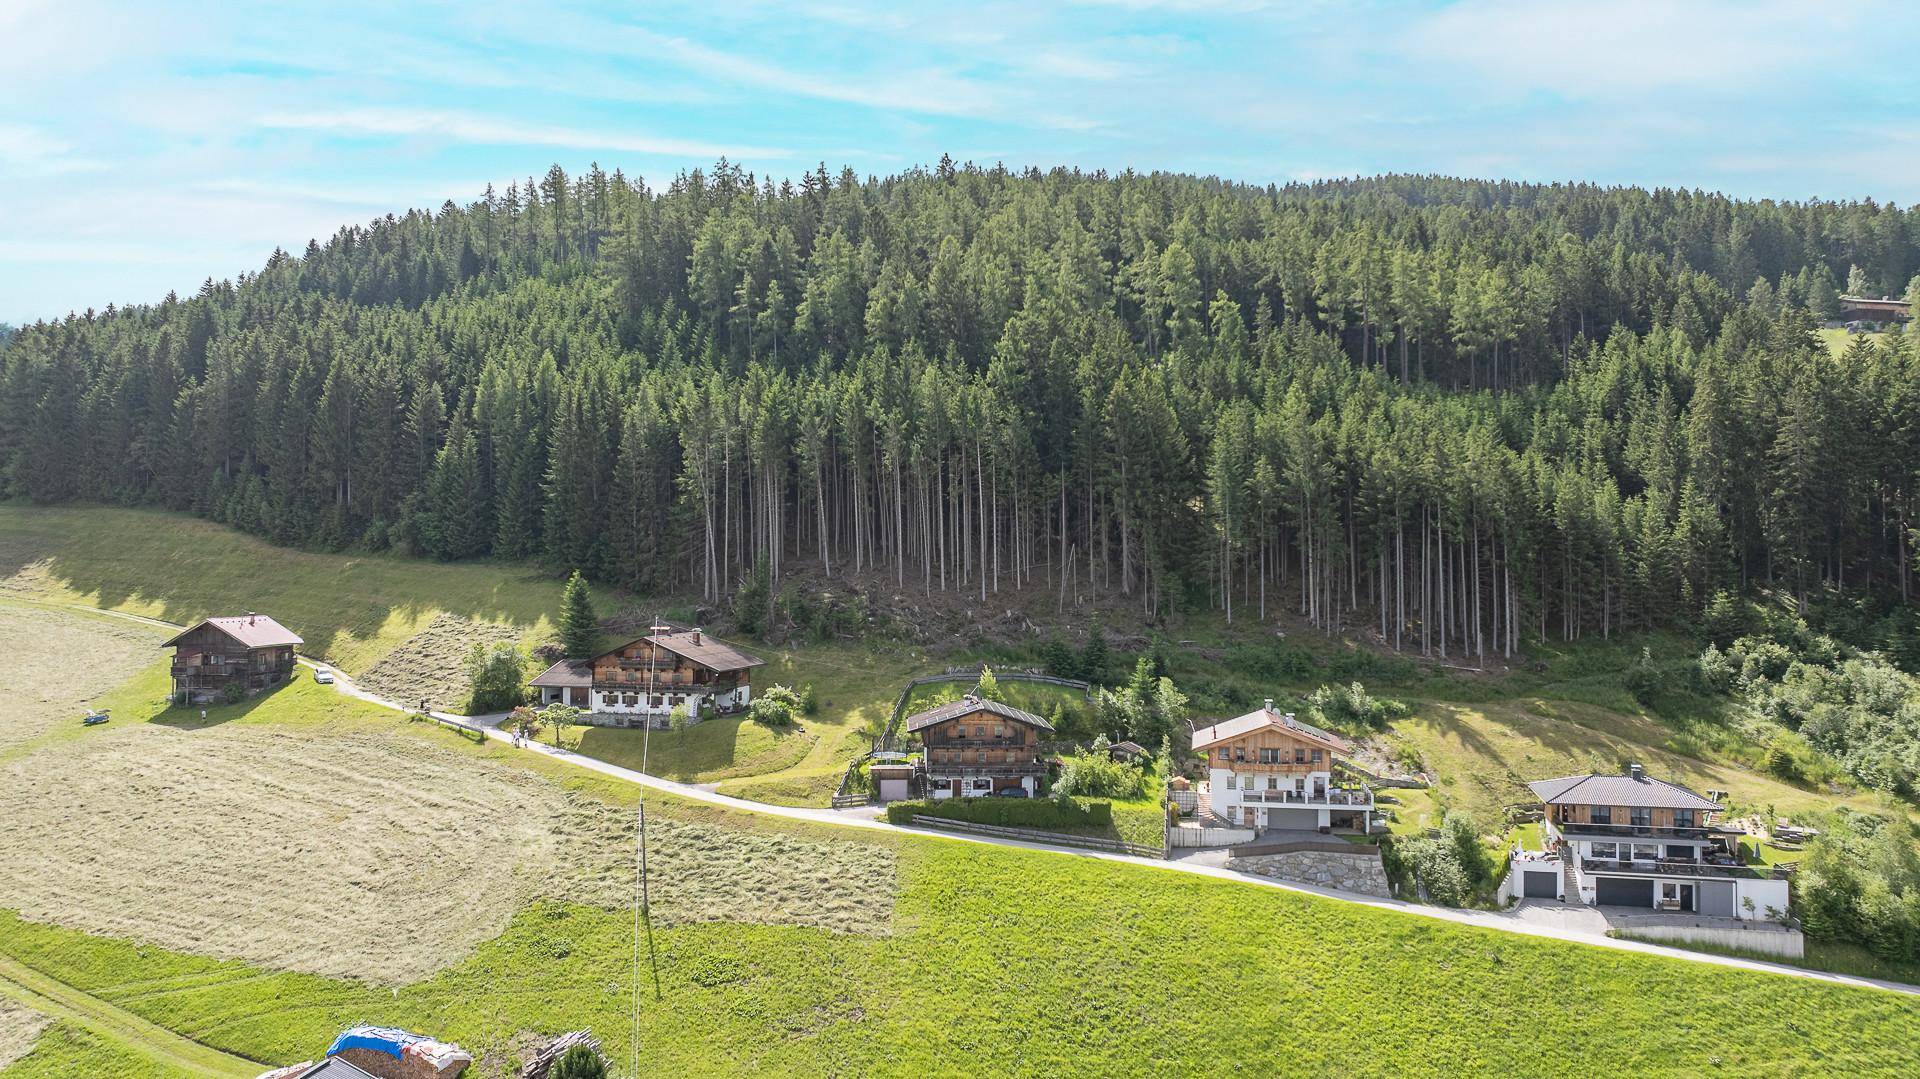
left=885, top=796, right=1114, bottom=830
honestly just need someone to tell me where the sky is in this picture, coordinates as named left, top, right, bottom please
left=2, top=0, right=1915, bottom=323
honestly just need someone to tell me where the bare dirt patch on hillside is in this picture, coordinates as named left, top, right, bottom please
left=0, top=997, right=52, bottom=1070
left=0, top=602, right=161, bottom=752
left=0, top=721, right=895, bottom=986
left=356, top=612, right=524, bottom=710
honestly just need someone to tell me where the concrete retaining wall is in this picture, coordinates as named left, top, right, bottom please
left=1616, top=920, right=1805, bottom=959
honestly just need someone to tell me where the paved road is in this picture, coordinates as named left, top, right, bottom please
left=53, top=600, right=1920, bottom=998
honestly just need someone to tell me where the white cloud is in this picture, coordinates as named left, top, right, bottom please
left=254, top=107, right=788, bottom=160
left=1403, top=0, right=1868, bottom=101
left=0, top=122, right=110, bottom=175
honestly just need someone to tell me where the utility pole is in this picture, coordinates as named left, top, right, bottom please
left=633, top=618, right=668, bottom=1076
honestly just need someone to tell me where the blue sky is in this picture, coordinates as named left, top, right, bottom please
left=3, top=0, right=1914, bottom=322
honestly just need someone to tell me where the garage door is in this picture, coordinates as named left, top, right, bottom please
left=1698, top=881, right=1736, bottom=918
left=1262, top=807, right=1322, bottom=830
left=1594, top=876, right=1655, bottom=908
left=877, top=778, right=909, bottom=802
left=1522, top=870, right=1559, bottom=899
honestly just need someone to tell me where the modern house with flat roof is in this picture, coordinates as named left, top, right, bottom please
left=1192, top=700, right=1372, bottom=833
left=1507, top=764, right=1791, bottom=921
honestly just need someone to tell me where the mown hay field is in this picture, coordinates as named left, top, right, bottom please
left=0, top=999, right=50, bottom=1071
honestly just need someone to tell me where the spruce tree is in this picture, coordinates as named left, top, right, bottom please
left=559, top=569, right=597, bottom=658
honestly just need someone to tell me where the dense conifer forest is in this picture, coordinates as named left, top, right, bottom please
left=5, top=162, right=1919, bottom=661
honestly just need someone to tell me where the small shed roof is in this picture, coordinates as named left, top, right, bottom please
left=162, top=613, right=303, bottom=650
left=528, top=659, right=593, bottom=688
left=1191, top=701, right=1348, bottom=754
left=904, top=694, right=1054, bottom=734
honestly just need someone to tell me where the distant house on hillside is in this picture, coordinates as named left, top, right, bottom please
left=1506, top=763, right=1791, bottom=920
left=1192, top=700, right=1373, bottom=833
left=1838, top=294, right=1911, bottom=323
left=907, top=694, right=1053, bottom=799
left=163, top=613, right=301, bottom=703
left=526, top=627, right=763, bottom=728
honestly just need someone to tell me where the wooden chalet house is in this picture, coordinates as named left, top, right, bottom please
left=164, top=613, right=302, bottom=703
left=1506, top=764, right=1791, bottom=920
left=907, top=694, right=1053, bottom=799
left=527, top=628, right=763, bottom=728
left=1193, top=700, right=1373, bottom=832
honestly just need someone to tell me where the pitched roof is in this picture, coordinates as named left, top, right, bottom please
left=594, top=630, right=765, bottom=673
left=1191, top=702, right=1349, bottom=754
left=1528, top=772, right=1721, bottom=811
left=904, top=694, right=1054, bottom=734
left=162, top=613, right=303, bottom=650
left=527, top=659, right=593, bottom=688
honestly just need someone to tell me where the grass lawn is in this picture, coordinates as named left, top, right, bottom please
left=0, top=502, right=564, bottom=674
left=567, top=717, right=817, bottom=784
left=6, top=607, right=1920, bottom=1074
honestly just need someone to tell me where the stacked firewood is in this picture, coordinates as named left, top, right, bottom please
left=520, top=1031, right=603, bottom=1079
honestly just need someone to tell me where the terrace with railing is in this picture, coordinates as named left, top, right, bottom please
left=1239, top=787, right=1373, bottom=807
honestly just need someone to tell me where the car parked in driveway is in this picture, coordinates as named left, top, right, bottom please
left=994, top=787, right=1030, bottom=798
left=313, top=669, right=334, bottom=684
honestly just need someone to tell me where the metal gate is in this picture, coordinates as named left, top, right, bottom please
left=1594, top=875, right=1655, bottom=907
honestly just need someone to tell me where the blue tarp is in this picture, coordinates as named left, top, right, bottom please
left=326, top=1025, right=422, bottom=1061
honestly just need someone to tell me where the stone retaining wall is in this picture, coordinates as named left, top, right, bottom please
left=1228, top=850, right=1392, bottom=897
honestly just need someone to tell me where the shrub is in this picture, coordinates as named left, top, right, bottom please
left=551, top=1044, right=607, bottom=1079
left=1052, top=750, right=1150, bottom=800
left=733, top=560, right=772, bottom=637
left=465, top=642, right=525, bottom=714
left=219, top=681, right=247, bottom=705
left=1623, top=647, right=1663, bottom=706
left=1701, top=588, right=1752, bottom=646
left=748, top=684, right=803, bottom=729
left=1080, top=620, right=1111, bottom=684
left=1040, top=633, right=1080, bottom=680
left=1695, top=643, right=1734, bottom=693
left=1307, top=681, right=1408, bottom=732
left=1762, top=738, right=1801, bottom=782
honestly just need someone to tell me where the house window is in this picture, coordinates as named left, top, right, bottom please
left=1630, top=807, right=1651, bottom=828
left=1224, top=773, right=1236, bottom=789
left=623, top=693, right=638, bottom=707
left=1632, top=844, right=1659, bottom=862
left=1674, top=809, right=1694, bottom=828
left=995, top=725, right=1006, bottom=737
left=1218, top=749, right=1230, bottom=761
left=1294, top=748, right=1306, bottom=763
left=1591, top=842, right=1618, bottom=860
left=1590, top=806, right=1612, bottom=825
left=974, top=725, right=986, bottom=738
left=1310, top=749, right=1323, bottom=763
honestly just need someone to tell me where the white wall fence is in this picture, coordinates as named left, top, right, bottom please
left=1169, top=824, right=1256, bottom=848
left=1614, top=918, right=1805, bottom=959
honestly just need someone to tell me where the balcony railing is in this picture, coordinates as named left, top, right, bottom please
left=1239, top=788, right=1372, bottom=807
left=1551, top=819, right=1710, bottom=841
left=1580, top=857, right=1785, bottom=880
left=923, top=761, right=1047, bottom=776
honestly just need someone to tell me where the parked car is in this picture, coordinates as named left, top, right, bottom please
left=313, top=669, right=334, bottom=684
left=994, top=787, right=1030, bottom=798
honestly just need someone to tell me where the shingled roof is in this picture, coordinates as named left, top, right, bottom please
left=527, top=659, right=593, bottom=688
left=648, top=629, right=764, bottom=672
left=904, top=694, right=1054, bottom=734
left=1190, top=700, right=1349, bottom=754
left=162, top=613, right=303, bottom=650
left=1528, top=770, right=1721, bottom=811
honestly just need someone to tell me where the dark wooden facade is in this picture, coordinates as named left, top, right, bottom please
left=166, top=617, right=300, bottom=703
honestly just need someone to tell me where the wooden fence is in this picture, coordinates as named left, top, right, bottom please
left=906, top=814, right=1164, bottom=860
